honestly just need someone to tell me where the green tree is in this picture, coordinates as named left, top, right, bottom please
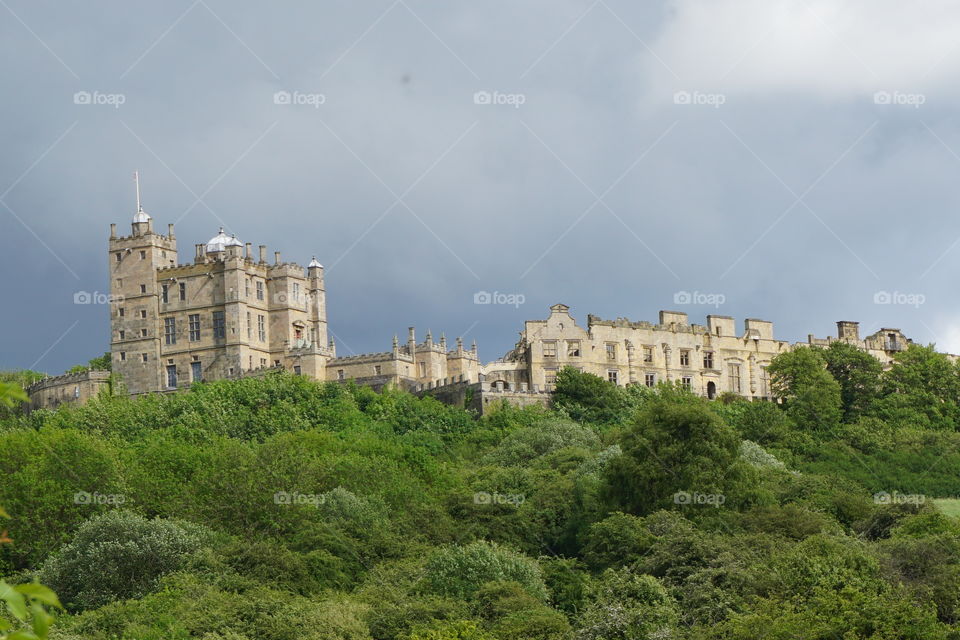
left=821, top=341, right=882, bottom=422
left=552, top=367, right=631, bottom=425
left=873, top=344, right=960, bottom=430
left=602, top=397, right=749, bottom=514
left=420, top=541, right=547, bottom=602
left=767, top=349, right=841, bottom=434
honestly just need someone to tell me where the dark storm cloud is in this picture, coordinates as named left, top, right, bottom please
left=3, top=0, right=960, bottom=374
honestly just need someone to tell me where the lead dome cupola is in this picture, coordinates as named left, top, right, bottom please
left=206, top=228, right=242, bottom=253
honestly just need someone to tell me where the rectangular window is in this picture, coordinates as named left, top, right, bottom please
left=115, top=252, right=122, bottom=262
left=419, top=362, right=426, bottom=377
left=337, top=369, right=345, bottom=381
left=257, top=315, right=266, bottom=341
left=643, top=346, right=653, bottom=363
left=139, top=284, right=146, bottom=294
left=681, top=376, right=692, bottom=389
left=245, top=278, right=251, bottom=298
left=544, top=368, right=559, bottom=385
left=179, top=282, right=186, bottom=301
left=188, top=314, right=200, bottom=341
left=141, top=353, right=148, bottom=362
left=213, top=311, right=226, bottom=339
left=141, top=328, right=147, bottom=337
left=119, top=352, right=126, bottom=361
left=247, top=312, right=252, bottom=339
left=118, top=308, right=125, bottom=317
left=191, top=361, right=202, bottom=382
left=118, top=330, right=125, bottom=340
left=140, top=309, right=147, bottom=319
left=645, top=373, right=656, bottom=387
left=164, top=317, right=176, bottom=345
left=607, top=370, right=619, bottom=385
left=139, top=250, right=146, bottom=259
left=542, top=341, right=557, bottom=358
left=606, top=343, right=617, bottom=361
left=166, top=364, right=177, bottom=389
left=294, top=365, right=302, bottom=375
left=760, top=366, right=770, bottom=397
left=703, top=351, right=714, bottom=369
left=256, top=281, right=264, bottom=301
left=728, top=363, right=742, bottom=393
left=679, top=349, right=690, bottom=367
left=374, top=365, right=382, bottom=375
left=161, top=284, right=168, bottom=303
left=293, top=283, right=300, bottom=301
left=566, top=340, right=581, bottom=357
left=261, top=358, right=267, bottom=367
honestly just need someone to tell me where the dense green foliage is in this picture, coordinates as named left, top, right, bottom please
left=2, top=345, right=960, bottom=638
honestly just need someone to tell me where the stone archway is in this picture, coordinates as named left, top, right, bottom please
left=706, top=381, right=717, bottom=400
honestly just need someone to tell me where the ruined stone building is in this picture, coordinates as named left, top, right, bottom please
left=479, top=303, right=914, bottom=401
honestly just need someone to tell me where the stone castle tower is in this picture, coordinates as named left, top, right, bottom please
left=108, top=197, right=333, bottom=395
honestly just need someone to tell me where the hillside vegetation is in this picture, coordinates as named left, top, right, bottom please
left=2, top=342, right=960, bottom=639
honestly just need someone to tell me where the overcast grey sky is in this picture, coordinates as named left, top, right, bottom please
left=3, top=0, right=960, bottom=374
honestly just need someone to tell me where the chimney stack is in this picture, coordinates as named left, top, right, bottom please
left=259, top=245, right=266, bottom=263
left=274, top=251, right=281, bottom=265
left=168, top=223, right=175, bottom=238
left=109, top=223, right=117, bottom=238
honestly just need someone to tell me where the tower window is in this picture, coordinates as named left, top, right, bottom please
left=188, top=314, right=200, bottom=341
left=118, top=308, right=125, bottom=317
left=115, top=253, right=122, bottom=262
left=119, top=352, right=126, bottom=361
left=140, top=310, right=147, bottom=318
left=141, top=353, right=148, bottom=362
left=139, top=284, right=146, bottom=294
left=179, top=282, right=186, bottom=301
left=213, top=311, right=226, bottom=339
left=119, top=330, right=125, bottom=340
left=161, top=285, right=169, bottom=303
left=164, top=317, right=176, bottom=345
left=140, top=251, right=146, bottom=259
left=141, top=328, right=147, bottom=337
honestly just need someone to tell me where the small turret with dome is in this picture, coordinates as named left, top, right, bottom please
left=205, top=228, right=243, bottom=255
left=131, top=170, right=154, bottom=235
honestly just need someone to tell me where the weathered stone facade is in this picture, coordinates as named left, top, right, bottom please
left=480, top=304, right=916, bottom=400
left=109, top=212, right=332, bottom=395
left=25, top=370, right=111, bottom=412
left=329, top=328, right=481, bottom=391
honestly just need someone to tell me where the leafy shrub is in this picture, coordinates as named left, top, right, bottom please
left=38, top=511, right=209, bottom=610
left=420, top=541, right=547, bottom=601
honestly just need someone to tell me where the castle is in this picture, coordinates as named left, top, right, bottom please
left=24, top=194, right=923, bottom=413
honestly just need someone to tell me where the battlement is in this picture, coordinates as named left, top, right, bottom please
left=330, top=351, right=414, bottom=365
left=26, top=369, right=111, bottom=393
